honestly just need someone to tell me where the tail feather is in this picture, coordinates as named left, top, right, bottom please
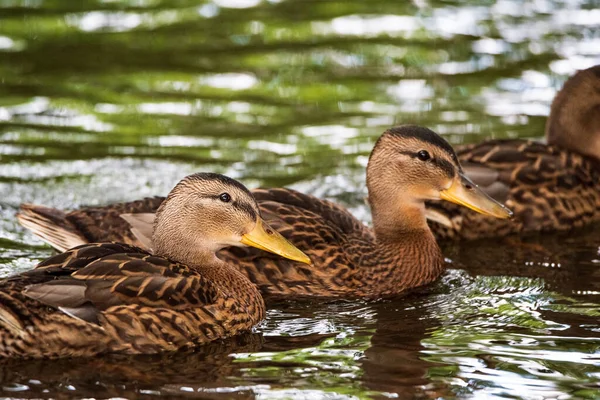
left=17, top=204, right=88, bottom=252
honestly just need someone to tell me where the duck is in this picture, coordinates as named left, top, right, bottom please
left=17, top=126, right=511, bottom=299
left=1, top=173, right=311, bottom=358
left=427, top=65, right=600, bottom=240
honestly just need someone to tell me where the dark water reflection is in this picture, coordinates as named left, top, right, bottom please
left=1, top=0, right=600, bottom=398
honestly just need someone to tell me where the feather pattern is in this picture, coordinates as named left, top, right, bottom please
left=18, top=198, right=164, bottom=252
left=0, top=243, right=264, bottom=358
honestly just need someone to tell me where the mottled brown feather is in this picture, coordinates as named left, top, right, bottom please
left=0, top=243, right=264, bottom=358
left=18, top=198, right=165, bottom=252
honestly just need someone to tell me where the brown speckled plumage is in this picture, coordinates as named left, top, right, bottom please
left=2, top=173, right=316, bottom=358
left=17, top=126, right=510, bottom=299
left=0, top=243, right=263, bottom=358
left=427, top=65, right=600, bottom=240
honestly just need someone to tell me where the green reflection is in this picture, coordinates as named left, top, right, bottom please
left=233, top=332, right=375, bottom=398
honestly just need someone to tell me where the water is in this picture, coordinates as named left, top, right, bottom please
left=1, top=0, right=600, bottom=398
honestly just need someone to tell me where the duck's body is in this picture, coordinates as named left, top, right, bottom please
left=0, top=243, right=263, bottom=358
left=222, top=188, right=445, bottom=298
left=18, top=126, right=510, bottom=299
left=2, top=173, right=310, bottom=358
left=426, top=65, right=600, bottom=240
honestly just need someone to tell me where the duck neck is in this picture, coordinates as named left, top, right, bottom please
left=370, top=196, right=430, bottom=237
left=153, top=228, right=221, bottom=268
left=365, top=196, right=445, bottom=295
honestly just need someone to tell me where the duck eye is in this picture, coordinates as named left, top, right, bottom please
left=219, top=193, right=231, bottom=203
left=417, top=150, right=431, bottom=161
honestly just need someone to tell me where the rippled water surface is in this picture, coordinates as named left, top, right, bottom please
left=1, top=0, right=600, bottom=398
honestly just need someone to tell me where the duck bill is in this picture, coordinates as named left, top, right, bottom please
left=240, top=219, right=312, bottom=265
left=440, top=172, right=513, bottom=219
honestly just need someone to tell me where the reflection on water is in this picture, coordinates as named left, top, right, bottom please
left=1, top=0, right=600, bottom=398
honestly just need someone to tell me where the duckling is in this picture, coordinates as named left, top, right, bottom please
left=17, top=126, right=511, bottom=298
left=1, top=173, right=310, bottom=358
left=426, top=65, right=600, bottom=240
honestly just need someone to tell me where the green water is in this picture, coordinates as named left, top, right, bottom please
left=1, top=0, right=600, bottom=398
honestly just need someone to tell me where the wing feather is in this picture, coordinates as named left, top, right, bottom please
left=21, top=243, right=219, bottom=325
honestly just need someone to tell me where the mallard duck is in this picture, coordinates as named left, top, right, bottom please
left=1, top=173, right=310, bottom=358
left=17, top=126, right=511, bottom=298
left=427, top=65, right=600, bottom=240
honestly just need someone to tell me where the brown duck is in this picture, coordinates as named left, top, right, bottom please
left=427, top=65, right=600, bottom=240
left=1, top=173, right=310, bottom=358
left=18, top=126, right=511, bottom=299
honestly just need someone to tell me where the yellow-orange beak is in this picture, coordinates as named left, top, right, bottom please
left=240, top=219, right=312, bottom=265
left=440, top=172, right=513, bottom=219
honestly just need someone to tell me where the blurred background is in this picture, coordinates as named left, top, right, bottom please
left=1, top=1, right=600, bottom=399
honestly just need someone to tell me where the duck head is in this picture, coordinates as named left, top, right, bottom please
left=366, top=125, right=513, bottom=236
left=546, top=65, right=600, bottom=160
left=152, top=172, right=311, bottom=266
